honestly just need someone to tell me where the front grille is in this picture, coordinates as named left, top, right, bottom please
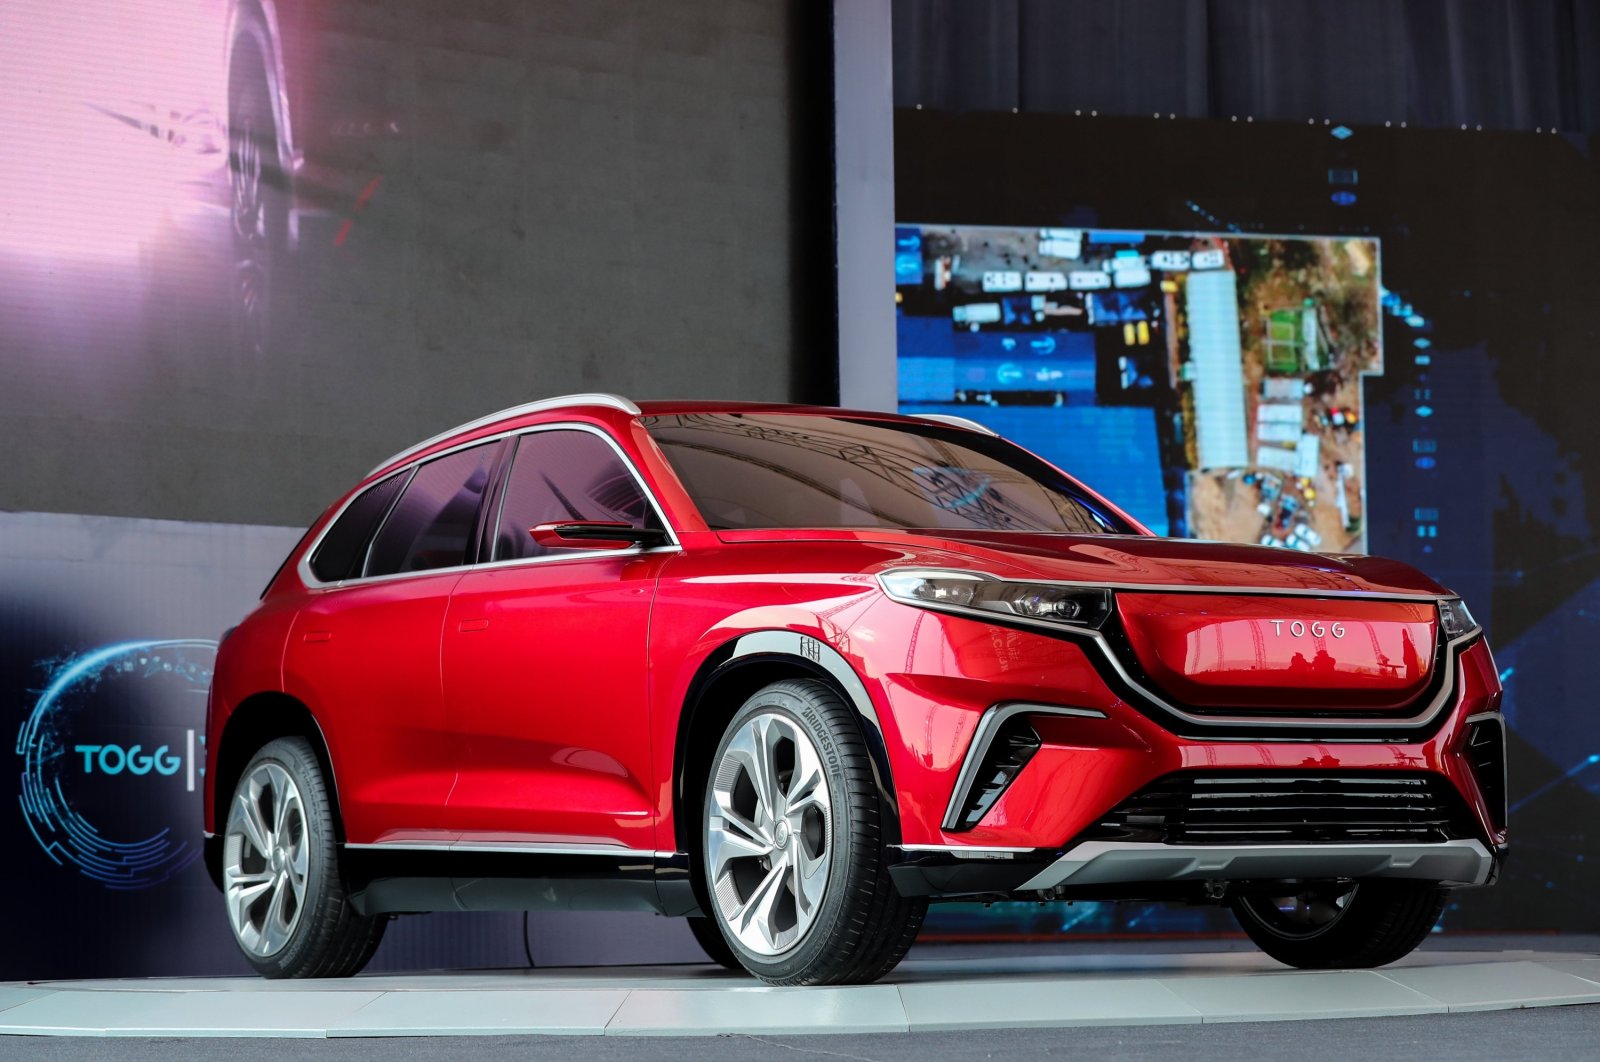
left=1089, top=772, right=1476, bottom=846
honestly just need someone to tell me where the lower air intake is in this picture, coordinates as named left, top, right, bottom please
left=1089, top=772, right=1477, bottom=846
left=947, top=719, right=1041, bottom=831
left=1465, top=716, right=1508, bottom=833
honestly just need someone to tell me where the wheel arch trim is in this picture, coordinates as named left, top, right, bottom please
left=672, top=629, right=900, bottom=853
left=207, top=692, right=342, bottom=887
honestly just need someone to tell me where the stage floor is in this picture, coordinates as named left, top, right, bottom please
left=3, top=940, right=1598, bottom=1038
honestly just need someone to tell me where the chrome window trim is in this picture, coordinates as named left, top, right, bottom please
left=876, top=569, right=1479, bottom=734
left=913, top=413, right=999, bottom=436
left=366, top=393, right=640, bottom=476
left=297, top=421, right=678, bottom=591
left=355, top=465, right=416, bottom=582
left=942, top=704, right=1109, bottom=831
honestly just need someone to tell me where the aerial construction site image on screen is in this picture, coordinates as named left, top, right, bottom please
left=895, top=225, right=1383, bottom=552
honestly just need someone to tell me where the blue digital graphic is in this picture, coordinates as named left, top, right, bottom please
left=16, top=639, right=216, bottom=890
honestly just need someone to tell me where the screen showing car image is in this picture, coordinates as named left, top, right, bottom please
left=897, top=226, right=1381, bottom=551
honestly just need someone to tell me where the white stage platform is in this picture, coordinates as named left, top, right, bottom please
left=2, top=945, right=1598, bottom=1038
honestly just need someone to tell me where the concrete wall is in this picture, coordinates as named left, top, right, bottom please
left=0, top=0, right=833, bottom=529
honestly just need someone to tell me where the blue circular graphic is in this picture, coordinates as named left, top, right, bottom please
left=15, top=639, right=216, bottom=890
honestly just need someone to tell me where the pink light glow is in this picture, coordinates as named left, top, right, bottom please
left=0, top=2, right=229, bottom=259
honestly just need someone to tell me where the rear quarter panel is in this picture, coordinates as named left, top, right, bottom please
left=203, top=594, right=297, bottom=834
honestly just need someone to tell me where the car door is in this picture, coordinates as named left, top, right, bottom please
left=283, top=438, right=505, bottom=845
left=441, top=425, right=675, bottom=852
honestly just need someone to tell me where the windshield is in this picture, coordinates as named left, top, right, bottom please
left=642, top=413, right=1135, bottom=534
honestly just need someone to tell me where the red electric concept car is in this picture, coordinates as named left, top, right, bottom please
left=203, top=394, right=1506, bottom=984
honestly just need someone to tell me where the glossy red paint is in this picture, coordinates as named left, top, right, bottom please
left=1115, top=593, right=1437, bottom=710
left=203, top=397, right=1505, bottom=907
left=441, top=552, right=666, bottom=850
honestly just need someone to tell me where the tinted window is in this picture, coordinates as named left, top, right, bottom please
left=494, top=430, right=654, bottom=560
left=308, top=471, right=408, bottom=582
left=365, top=442, right=499, bottom=576
left=643, top=413, right=1131, bottom=534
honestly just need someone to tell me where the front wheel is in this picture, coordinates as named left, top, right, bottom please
left=222, top=737, right=386, bottom=977
left=1230, top=879, right=1448, bottom=969
left=699, top=679, right=925, bottom=985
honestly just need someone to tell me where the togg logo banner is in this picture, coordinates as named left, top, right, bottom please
left=15, top=639, right=216, bottom=889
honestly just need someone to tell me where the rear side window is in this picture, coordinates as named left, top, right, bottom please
left=365, top=442, right=500, bottom=576
left=494, top=430, right=654, bottom=560
left=308, top=471, right=408, bottom=582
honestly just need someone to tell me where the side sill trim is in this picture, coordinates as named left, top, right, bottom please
left=1018, top=839, right=1494, bottom=891
left=941, top=703, right=1109, bottom=831
left=344, top=841, right=674, bottom=859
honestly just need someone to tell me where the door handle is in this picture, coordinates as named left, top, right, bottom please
left=458, top=618, right=490, bottom=633
left=302, top=630, right=332, bottom=643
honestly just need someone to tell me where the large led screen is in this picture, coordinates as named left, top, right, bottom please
left=0, top=2, right=801, bottom=528
left=897, top=226, right=1382, bottom=549
left=895, top=109, right=1600, bottom=939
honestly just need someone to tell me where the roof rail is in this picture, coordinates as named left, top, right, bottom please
left=913, top=413, right=999, bottom=436
left=367, top=393, right=640, bottom=475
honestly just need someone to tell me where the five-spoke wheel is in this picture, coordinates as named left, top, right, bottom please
left=224, top=761, right=309, bottom=958
left=221, top=738, right=386, bottom=977
left=706, top=710, right=834, bottom=956
left=699, top=679, right=925, bottom=985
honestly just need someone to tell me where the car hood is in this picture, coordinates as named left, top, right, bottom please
left=714, top=528, right=1450, bottom=597
left=715, top=527, right=1453, bottom=715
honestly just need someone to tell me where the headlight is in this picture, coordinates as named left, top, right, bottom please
left=878, top=569, right=1112, bottom=630
left=1437, top=596, right=1480, bottom=638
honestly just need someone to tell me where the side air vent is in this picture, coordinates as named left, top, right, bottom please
left=1088, top=772, right=1476, bottom=846
left=945, top=719, right=1041, bottom=832
left=1465, top=715, right=1508, bottom=833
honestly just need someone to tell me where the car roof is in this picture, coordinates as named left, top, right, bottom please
left=367, top=394, right=992, bottom=478
left=634, top=399, right=911, bottom=420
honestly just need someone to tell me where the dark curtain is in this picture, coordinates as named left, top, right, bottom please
left=893, top=0, right=1600, bottom=132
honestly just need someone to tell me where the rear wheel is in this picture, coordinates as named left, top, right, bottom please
left=699, top=679, right=925, bottom=985
left=222, top=737, right=385, bottom=977
left=1231, top=879, right=1448, bottom=969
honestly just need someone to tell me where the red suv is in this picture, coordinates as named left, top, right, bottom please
left=204, top=394, right=1506, bottom=984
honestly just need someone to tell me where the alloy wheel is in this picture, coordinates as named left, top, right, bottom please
left=704, top=710, right=834, bottom=956
left=223, top=761, right=309, bottom=958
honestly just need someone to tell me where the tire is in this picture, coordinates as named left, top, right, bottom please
left=698, top=678, right=926, bottom=985
left=685, top=915, right=742, bottom=971
left=221, top=737, right=386, bottom=977
left=228, top=41, right=289, bottom=358
left=1231, top=879, right=1448, bottom=969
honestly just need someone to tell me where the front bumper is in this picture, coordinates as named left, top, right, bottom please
left=1018, top=838, right=1494, bottom=890
left=858, top=599, right=1507, bottom=854
left=889, top=837, right=1500, bottom=899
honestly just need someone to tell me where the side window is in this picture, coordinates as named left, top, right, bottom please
left=365, top=442, right=499, bottom=577
left=308, top=471, right=408, bottom=582
left=494, top=430, right=655, bottom=561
